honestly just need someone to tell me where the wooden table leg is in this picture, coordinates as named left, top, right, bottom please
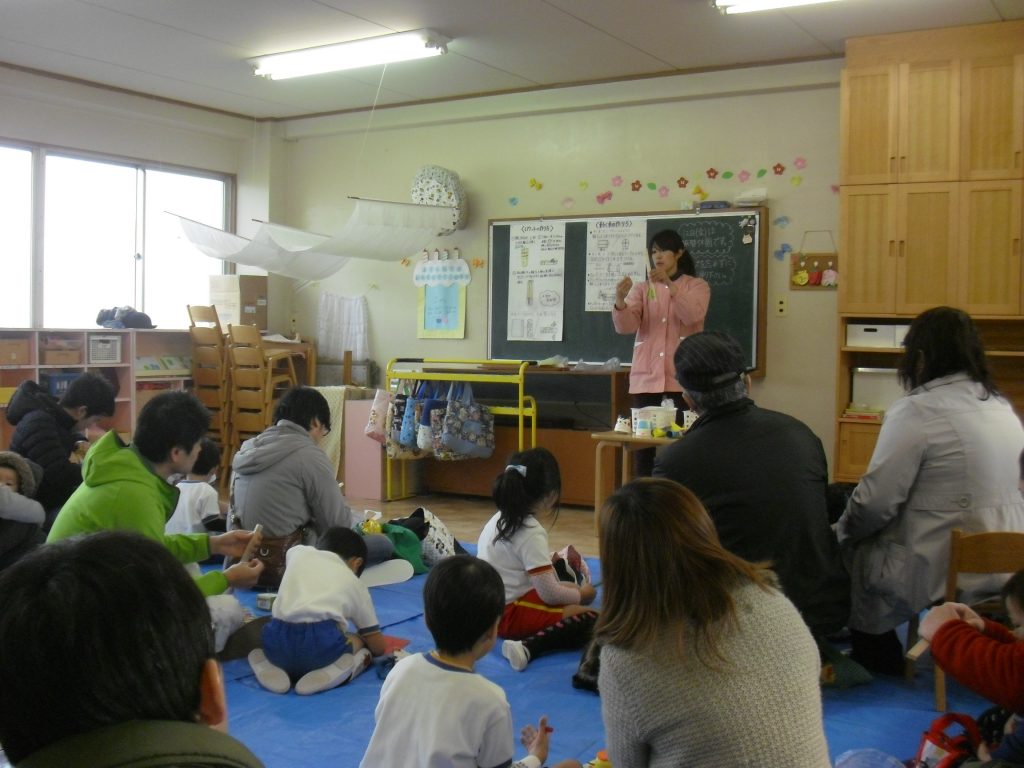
left=594, top=440, right=617, bottom=529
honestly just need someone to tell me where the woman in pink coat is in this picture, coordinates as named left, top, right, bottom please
left=611, top=229, right=710, bottom=476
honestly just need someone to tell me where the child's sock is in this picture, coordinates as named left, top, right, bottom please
left=248, top=649, right=291, bottom=694
left=294, top=652, right=356, bottom=696
left=510, top=610, right=598, bottom=670
left=502, top=639, right=530, bottom=672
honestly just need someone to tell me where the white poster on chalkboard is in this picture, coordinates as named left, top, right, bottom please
left=507, top=222, right=566, bottom=341
left=584, top=217, right=648, bottom=311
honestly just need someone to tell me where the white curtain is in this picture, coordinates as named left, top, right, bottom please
left=318, top=292, right=368, bottom=362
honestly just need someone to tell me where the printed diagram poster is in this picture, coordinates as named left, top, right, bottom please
left=507, top=222, right=565, bottom=341
left=585, top=217, right=648, bottom=311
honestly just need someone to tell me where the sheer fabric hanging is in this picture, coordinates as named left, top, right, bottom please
left=317, top=292, right=368, bottom=362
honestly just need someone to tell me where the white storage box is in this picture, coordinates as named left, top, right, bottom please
left=851, top=367, right=905, bottom=411
left=892, top=324, right=911, bottom=345
left=89, top=335, right=122, bottom=364
left=846, top=324, right=896, bottom=348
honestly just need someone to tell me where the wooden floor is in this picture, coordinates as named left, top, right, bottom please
left=345, top=492, right=600, bottom=558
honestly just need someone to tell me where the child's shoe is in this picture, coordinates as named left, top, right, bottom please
left=295, top=652, right=356, bottom=695
left=502, top=639, right=530, bottom=672
left=248, top=649, right=291, bottom=694
left=348, top=648, right=373, bottom=681
left=613, top=416, right=631, bottom=434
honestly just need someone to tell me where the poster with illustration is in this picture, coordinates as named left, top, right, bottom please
left=507, top=222, right=565, bottom=341
left=584, top=217, right=647, bottom=311
left=415, top=254, right=471, bottom=338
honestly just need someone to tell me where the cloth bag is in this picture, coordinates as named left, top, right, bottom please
left=417, top=382, right=450, bottom=453
left=386, top=507, right=464, bottom=566
left=386, top=382, right=427, bottom=460
left=440, top=382, right=495, bottom=459
left=364, top=388, right=391, bottom=444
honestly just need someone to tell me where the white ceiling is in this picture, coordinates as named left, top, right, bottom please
left=2, top=0, right=1023, bottom=120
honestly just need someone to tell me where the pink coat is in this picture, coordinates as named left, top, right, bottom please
left=611, top=274, right=710, bottom=394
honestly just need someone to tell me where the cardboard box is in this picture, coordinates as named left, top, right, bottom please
left=42, top=350, right=82, bottom=365
left=209, top=275, right=268, bottom=331
left=0, top=339, right=30, bottom=365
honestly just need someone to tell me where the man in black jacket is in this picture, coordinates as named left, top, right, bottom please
left=653, top=331, right=850, bottom=639
left=6, top=372, right=115, bottom=525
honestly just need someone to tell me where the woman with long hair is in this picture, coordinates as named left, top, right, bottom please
left=612, top=229, right=710, bottom=476
left=836, top=306, right=1024, bottom=675
left=595, top=478, right=829, bottom=767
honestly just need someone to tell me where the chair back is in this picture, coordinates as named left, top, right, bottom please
left=946, top=529, right=1024, bottom=600
left=188, top=304, right=224, bottom=334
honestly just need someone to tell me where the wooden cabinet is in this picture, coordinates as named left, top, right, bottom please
left=840, top=183, right=958, bottom=314
left=957, top=180, right=1023, bottom=315
left=960, top=55, right=1024, bottom=181
left=841, top=61, right=959, bottom=185
left=836, top=22, right=1024, bottom=482
left=0, top=328, right=191, bottom=449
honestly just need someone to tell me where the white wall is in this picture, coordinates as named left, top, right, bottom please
left=282, top=60, right=842, bottom=464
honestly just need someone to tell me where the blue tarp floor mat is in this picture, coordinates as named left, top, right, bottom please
left=224, top=555, right=989, bottom=768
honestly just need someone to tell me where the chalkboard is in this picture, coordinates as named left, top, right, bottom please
left=488, top=209, right=767, bottom=374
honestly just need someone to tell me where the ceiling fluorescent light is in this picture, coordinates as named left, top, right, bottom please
left=250, top=29, right=449, bottom=80
left=713, top=0, right=842, bottom=13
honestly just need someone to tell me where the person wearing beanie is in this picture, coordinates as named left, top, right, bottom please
left=0, top=450, right=46, bottom=572
left=611, top=229, right=710, bottom=477
left=653, top=331, right=851, bottom=647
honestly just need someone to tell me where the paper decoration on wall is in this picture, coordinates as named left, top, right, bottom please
left=790, top=175, right=803, bottom=186
left=413, top=251, right=472, bottom=287
left=738, top=170, right=750, bottom=182
left=773, top=163, right=785, bottom=175
left=611, top=176, right=623, bottom=186
left=773, top=216, right=790, bottom=228
left=562, top=197, right=575, bottom=209
left=773, top=242, right=793, bottom=261
left=706, top=168, right=719, bottom=179
left=791, top=252, right=839, bottom=289
left=174, top=198, right=457, bottom=281
left=508, top=197, right=519, bottom=206
left=793, top=157, right=807, bottom=169
left=631, top=180, right=642, bottom=191
left=677, top=177, right=688, bottom=188
left=415, top=250, right=469, bottom=339
left=596, top=191, right=612, bottom=204
left=411, top=165, right=468, bottom=231
left=579, top=181, right=589, bottom=189
left=658, top=186, right=669, bottom=197
left=529, top=178, right=543, bottom=190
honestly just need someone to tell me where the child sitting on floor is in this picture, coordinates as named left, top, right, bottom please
left=0, top=451, right=45, bottom=573
left=920, top=569, right=1024, bottom=763
left=476, top=447, right=597, bottom=671
left=248, top=526, right=387, bottom=695
left=360, top=555, right=581, bottom=768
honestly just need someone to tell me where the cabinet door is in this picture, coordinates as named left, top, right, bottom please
left=835, top=422, right=881, bottom=483
left=961, top=55, right=1024, bottom=181
left=958, top=180, right=1023, bottom=315
left=840, top=186, right=897, bottom=313
left=841, top=65, right=898, bottom=185
left=898, top=60, right=959, bottom=182
left=896, top=183, right=958, bottom=313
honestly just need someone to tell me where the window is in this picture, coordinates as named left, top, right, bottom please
left=3, top=142, right=230, bottom=329
left=0, top=147, right=33, bottom=327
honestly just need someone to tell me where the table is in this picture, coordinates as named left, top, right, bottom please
left=262, top=339, right=317, bottom=385
left=591, top=430, right=681, bottom=516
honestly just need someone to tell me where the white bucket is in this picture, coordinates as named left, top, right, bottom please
left=632, top=405, right=676, bottom=432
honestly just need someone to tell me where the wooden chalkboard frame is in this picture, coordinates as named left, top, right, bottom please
left=487, top=208, right=768, bottom=377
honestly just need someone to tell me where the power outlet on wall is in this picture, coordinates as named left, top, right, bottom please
left=775, top=296, right=788, bottom=316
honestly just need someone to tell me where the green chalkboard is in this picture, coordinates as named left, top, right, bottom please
left=488, top=208, right=767, bottom=374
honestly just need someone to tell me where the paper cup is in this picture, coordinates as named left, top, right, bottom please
left=635, top=418, right=652, bottom=437
left=256, top=593, right=276, bottom=611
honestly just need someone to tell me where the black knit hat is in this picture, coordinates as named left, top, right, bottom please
left=674, top=331, right=747, bottom=392
left=0, top=451, right=37, bottom=498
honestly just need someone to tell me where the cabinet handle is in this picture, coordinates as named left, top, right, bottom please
left=1016, top=149, right=1022, bottom=171
left=890, top=156, right=897, bottom=174
left=900, top=155, right=907, bottom=173
left=889, top=240, right=896, bottom=259
left=898, top=240, right=906, bottom=258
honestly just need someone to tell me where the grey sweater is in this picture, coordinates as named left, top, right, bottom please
left=230, top=420, right=353, bottom=543
left=599, top=582, right=830, bottom=768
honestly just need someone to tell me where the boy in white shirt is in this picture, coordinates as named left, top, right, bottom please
left=166, top=437, right=225, bottom=536
left=248, top=526, right=387, bottom=695
left=360, top=555, right=580, bottom=768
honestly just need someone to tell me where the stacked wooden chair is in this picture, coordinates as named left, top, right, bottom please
left=225, top=323, right=299, bottom=457
left=187, top=305, right=231, bottom=487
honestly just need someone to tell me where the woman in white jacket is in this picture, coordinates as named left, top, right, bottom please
left=836, top=306, right=1024, bottom=675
